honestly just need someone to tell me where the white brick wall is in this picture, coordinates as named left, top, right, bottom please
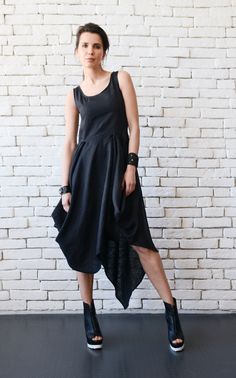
left=1, top=0, right=236, bottom=313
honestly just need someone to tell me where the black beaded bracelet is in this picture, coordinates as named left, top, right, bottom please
left=127, top=152, right=139, bottom=167
left=59, top=185, right=71, bottom=195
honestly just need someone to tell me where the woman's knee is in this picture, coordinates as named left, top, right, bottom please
left=131, top=245, right=161, bottom=265
left=131, top=245, right=151, bottom=255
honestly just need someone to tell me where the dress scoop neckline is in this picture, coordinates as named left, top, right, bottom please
left=78, top=71, right=114, bottom=98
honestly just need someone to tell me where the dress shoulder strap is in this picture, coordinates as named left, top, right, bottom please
left=112, top=70, right=122, bottom=94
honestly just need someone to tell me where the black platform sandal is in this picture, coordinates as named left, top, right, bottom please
left=163, top=296, right=185, bottom=352
left=83, top=299, right=103, bottom=350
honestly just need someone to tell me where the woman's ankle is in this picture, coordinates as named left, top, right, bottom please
left=163, top=295, right=175, bottom=306
left=83, top=298, right=93, bottom=306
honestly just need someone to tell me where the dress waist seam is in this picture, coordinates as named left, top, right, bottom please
left=79, top=131, right=128, bottom=144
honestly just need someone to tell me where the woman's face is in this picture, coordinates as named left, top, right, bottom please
left=76, top=32, right=105, bottom=68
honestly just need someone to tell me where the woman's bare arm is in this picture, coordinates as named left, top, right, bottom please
left=117, top=70, right=140, bottom=196
left=117, top=70, right=140, bottom=156
left=62, top=89, right=79, bottom=186
left=60, top=89, right=79, bottom=212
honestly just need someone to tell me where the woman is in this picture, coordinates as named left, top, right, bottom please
left=51, top=22, right=185, bottom=352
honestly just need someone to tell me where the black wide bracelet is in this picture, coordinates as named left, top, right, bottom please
left=59, top=185, right=71, bottom=195
left=127, top=152, right=139, bottom=168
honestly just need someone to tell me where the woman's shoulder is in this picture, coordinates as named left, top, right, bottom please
left=65, top=88, right=79, bottom=112
left=117, top=69, right=131, bottom=81
left=116, top=70, right=133, bottom=92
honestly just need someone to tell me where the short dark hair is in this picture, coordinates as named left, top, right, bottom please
left=74, top=22, right=110, bottom=58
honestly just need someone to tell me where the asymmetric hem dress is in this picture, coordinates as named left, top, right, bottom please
left=51, top=71, right=159, bottom=309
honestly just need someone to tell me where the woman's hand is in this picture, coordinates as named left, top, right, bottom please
left=121, top=165, right=136, bottom=197
left=62, top=192, right=71, bottom=212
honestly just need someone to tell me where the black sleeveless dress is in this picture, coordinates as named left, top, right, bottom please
left=51, top=71, right=159, bottom=309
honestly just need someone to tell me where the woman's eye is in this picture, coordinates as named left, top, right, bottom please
left=82, top=44, right=101, bottom=48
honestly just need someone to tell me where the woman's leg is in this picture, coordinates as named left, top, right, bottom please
left=130, top=245, right=183, bottom=344
left=77, top=272, right=102, bottom=341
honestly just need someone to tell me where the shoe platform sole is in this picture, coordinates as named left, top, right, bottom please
left=87, top=343, right=103, bottom=350
left=170, top=343, right=185, bottom=352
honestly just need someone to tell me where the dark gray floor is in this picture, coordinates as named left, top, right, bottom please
left=0, top=313, right=235, bottom=378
